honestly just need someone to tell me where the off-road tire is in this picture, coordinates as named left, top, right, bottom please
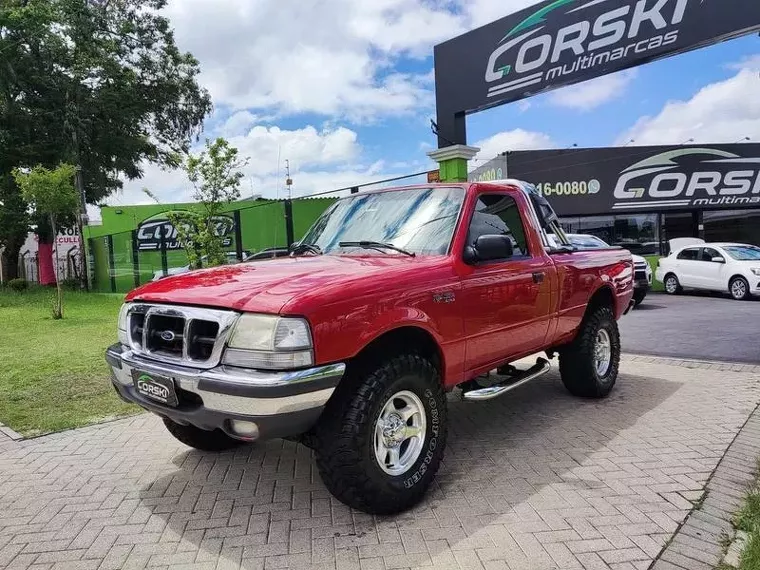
left=664, top=273, right=681, bottom=295
left=314, top=354, right=447, bottom=515
left=730, top=276, right=751, bottom=301
left=559, top=306, right=620, bottom=399
left=162, top=418, right=242, bottom=452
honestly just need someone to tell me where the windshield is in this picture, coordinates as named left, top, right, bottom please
left=723, top=245, right=760, bottom=261
left=299, top=186, right=465, bottom=255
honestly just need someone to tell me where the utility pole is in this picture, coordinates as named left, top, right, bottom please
left=73, top=148, right=89, bottom=291
left=285, top=160, right=293, bottom=200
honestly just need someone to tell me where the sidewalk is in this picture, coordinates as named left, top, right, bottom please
left=0, top=355, right=759, bottom=570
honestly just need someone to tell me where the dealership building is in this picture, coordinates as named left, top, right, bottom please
left=468, top=143, right=760, bottom=255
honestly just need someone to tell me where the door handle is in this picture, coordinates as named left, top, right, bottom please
left=532, top=272, right=545, bottom=284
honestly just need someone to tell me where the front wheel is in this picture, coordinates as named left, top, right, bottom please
left=730, top=277, right=751, bottom=301
left=633, top=290, right=647, bottom=306
left=559, top=306, right=620, bottom=398
left=315, top=354, right=447, bottom=515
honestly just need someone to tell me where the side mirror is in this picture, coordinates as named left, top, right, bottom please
left=464, top=235, right=514, bottom=264
left=711, top=256, right=726, bottom=264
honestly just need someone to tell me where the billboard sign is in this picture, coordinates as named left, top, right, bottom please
left=136, top=212, right=235, bottom=251
left=505, top=144, right=760, bottom=216
left=469, top=155, right=509, bottom=183
left=433, top=0, right=760, bottom=145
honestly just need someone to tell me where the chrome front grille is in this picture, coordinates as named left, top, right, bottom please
left=127, top=304, right=238, bottom=368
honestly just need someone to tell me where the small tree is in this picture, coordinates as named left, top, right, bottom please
left=12, top=164, right=78, bottom=319
left=163, top=138, right=248, bottom=269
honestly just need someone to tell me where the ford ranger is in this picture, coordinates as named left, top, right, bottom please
left=106, top=180, right=634, bottom=514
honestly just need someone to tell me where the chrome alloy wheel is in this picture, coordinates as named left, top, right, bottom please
left=731, top=279, right=747, bottom=300
left=373, top=390, right=426, bottom=476
left=594, top=329, right=612, bottom=377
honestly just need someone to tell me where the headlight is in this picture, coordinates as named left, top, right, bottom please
left=117, top=303, right=130, bottom=346
left=223, top=314, right=313, bottom=370
left=751, top=268, right=760, bottom=276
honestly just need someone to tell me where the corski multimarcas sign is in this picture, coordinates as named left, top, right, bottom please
left=504, top=144, right=760, bottom=216
left=136, top=212, right=235, bottom=251
left=433, top=0, right=760, bottom=146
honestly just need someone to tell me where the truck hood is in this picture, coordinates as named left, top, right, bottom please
left=126, top=255, right=437, bottom=314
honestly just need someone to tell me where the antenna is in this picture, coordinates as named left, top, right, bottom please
left=285, top=159, right=292, bottom=200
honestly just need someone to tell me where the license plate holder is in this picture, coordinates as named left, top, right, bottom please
left=132, top=370, right=179, bottom=407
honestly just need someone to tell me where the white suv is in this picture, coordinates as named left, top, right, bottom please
left=655, top=241, right=760, bottom=301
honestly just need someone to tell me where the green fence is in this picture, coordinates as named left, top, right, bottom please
left=89, top=198, right=336, bottom=293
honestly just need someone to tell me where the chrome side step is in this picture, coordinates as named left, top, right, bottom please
left=463, top=358, right=551, bottom=401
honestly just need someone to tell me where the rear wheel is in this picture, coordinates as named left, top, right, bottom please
left=162, top=418, right=242, bottom=452
left=559, top=306, right=620, bottom=398
left=664, top=274, right=681, bottom=295
left=314, top=354, right=447, bottom=515
left=730, top=277, right=751, bottom=301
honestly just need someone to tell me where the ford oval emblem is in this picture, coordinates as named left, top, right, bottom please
left=160, top=330, right=176, bottom=342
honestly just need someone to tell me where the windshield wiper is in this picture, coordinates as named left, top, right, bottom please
left=290, top=242, right=322, bottom=256
left=338, top=241, right=416, bottom=258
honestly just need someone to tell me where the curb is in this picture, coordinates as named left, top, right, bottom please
left=649, top=403, right=760, bottom=570
left=0, top=421, right=23, bottom=441
left=622, top=353, right=760, bottom=374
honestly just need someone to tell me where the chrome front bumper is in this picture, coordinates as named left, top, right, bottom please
left=106, top=344, right=345, bottom=441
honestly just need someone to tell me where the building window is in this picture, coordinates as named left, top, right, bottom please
left=560, top=214, right=659, bottom=255
left=703, top=209, right=760, bottom=246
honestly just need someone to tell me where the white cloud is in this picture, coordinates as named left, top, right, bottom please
left=159, top=0, right=548, bottom=121
left=218, top=111, right=259, bottom=137
left=162, top=0, right=466, bottom=120
left=472, top=128, right=555, bottom=165
left=617, top=59, right=760, bottom=146
left=462, top=0, right=538, bottom=30
left=549, top=70, right=637, bottom=111
left=103, top=124, right=362, bottom=209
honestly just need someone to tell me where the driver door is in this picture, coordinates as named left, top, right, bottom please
left=695, top=247, right=726, bottom=290
left=459, top=192, right=553, bottom=374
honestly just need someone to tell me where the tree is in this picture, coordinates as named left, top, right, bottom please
left=146, top=138, right=248, bottom=270
left=0, top=0, right=212, bottom=281
left=13, top=164, right=78, bottom=318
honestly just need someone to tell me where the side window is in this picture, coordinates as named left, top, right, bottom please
left=701, top=247, right=719, bottom=261
left=467, top=194, right=529, bottom=258
left=677, top=248, right=699, bottom=261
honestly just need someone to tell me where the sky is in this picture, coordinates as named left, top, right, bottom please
left=97, top=0, right=760, bottom=218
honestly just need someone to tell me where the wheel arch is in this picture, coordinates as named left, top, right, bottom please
left=348, top=325, right=445, bottom=383
left=585, top=285, right=616, bottom=318
left=729, top=273, right=749, bottom=287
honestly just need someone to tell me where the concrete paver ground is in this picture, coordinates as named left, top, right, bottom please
left=1, top=356, right=759, bottom=570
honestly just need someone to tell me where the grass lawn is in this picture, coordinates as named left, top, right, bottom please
left=0, top=287, right=138, bottom=436
left=732, top=480, right=760, bottom=570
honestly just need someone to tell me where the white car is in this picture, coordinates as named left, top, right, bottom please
left=548, top=233, right=653, bottom=306
left=655, top=241, right=760, bottom=301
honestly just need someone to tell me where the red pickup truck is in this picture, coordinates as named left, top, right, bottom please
left=106, top=180, right=634, bottom=514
